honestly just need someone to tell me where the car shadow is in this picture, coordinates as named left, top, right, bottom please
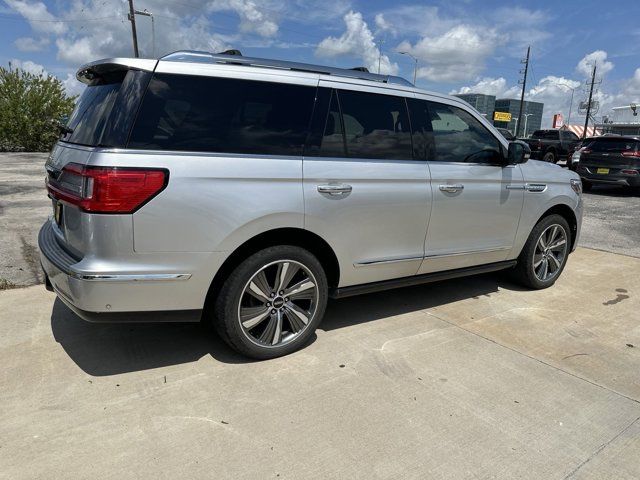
left=51, top=272, right=525, bottom=376
left=585, top=184, right=636, bottom=197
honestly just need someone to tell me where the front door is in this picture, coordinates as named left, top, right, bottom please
left=303, top=85, right=432, bottom=287
left=413, top=99, right=525, bottom=274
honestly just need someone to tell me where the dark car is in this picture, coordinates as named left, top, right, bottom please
left=496, top=128, right=516, bottom=141
left=522, top=129, right=580, bottom=163
left=574, top=136, right=640, bottom=191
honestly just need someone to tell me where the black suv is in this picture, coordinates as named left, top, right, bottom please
left=574, top=136, right=640, bottom=191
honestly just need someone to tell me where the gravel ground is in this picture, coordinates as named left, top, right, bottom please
left=1, top=152, right=638, bottom=287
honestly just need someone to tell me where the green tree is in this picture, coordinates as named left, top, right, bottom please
left=0, top=64, right=77, bottom=152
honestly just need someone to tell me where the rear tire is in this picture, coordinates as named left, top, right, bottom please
left=543, top=150, right=557, bottom=163
left=513, top=214, right=571, bottom=289
left=212, top=246, right=328, bottom=359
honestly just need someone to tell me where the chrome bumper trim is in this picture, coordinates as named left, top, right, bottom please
left=75, top=273, right=192, bottom=282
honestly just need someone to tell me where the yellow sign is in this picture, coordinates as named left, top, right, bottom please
left=494, top=111, right=512, bottom=122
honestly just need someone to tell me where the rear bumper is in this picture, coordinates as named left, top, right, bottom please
left=39, top=220, right=206, bottom=322
left=578, top=168, right=640, bottom=187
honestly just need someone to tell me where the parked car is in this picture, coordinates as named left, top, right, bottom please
left=573, top=136, right=640, bottom=191
left=39, top=52, right=584, bottom=359
left=522, top=129, right=580, bottom=163
left=496, top=128, right=516, bottom=141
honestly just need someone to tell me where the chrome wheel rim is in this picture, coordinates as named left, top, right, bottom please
left=238, top=260, right=319, bottom=348
left=533, top=224, right=568, bottom=282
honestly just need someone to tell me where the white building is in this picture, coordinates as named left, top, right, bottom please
left=597, top=105, right=640, bottom=136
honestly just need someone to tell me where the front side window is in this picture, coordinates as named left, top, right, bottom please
left=427, top=102, right=502, bottom=163
left=128, top=74, right=316, bottom=155
left=336, top=90, right=413, bottom=160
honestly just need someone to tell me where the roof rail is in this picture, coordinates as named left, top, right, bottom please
left=160, top=50, right=414, bottom=87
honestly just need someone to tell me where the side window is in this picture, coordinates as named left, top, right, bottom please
left=128, top=74, right=316, bottom=155
left=319, top=90, right=346, bottom=157
left=544, top=130, right=560, bottom=140
left=407, top=98, right=435, bottom=161
left=336, top=90, right=413, bottom=160
left=427, top=102, right=502, bottom=164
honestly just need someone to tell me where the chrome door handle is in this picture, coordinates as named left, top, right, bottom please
left=317, top=184, right=352, bottom=195
left=439, top=184, right=464, bottom=193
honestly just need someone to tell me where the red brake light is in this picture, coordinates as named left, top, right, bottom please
left=47, top=163, right=168, bottom=213
left=622, top=151, right=640, bottom=157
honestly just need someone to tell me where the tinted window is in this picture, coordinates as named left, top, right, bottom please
left=336, top=90, right=412, bottom=160
left=561, top=130, right=579, bottom=141
left=586, top=138, right=640, bottom=152
left=407, top=98, right=435, bottom=161
left=427, top=102, right=502, bottom=163
left=128, top=74, right=316, bottom=155
left=534, top=130, right=559, bottom=140
left=62, top=70, right=150, bottom=147
left=318, top=90, right=346, bottom=157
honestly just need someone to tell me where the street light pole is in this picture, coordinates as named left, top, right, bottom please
left=398, top=51, right=418, bottom=85
left=134, top=9, right=155, bottom=57
left=555, top=82, right=579, bottom=126
left=523, top=113, right=533, bottom=137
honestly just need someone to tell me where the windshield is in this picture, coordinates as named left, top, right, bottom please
left=60, top=69, right=151, bottom=148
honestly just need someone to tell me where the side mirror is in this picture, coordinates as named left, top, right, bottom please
left=507, top=141, right=531, bottom=165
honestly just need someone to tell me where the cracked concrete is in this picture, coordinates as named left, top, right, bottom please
left=1, top=247, right=639, bottom=479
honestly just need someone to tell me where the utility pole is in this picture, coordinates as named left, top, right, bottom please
left=377, top=39, right=384, bottom=74
left=582, top=63, right=597, bottom=139
left=127, top=0, right=139, bottom=58
left=516, top=46, right=530, bottom=137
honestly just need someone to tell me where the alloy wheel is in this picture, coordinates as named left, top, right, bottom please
left=532, top=224, right=568, bottom=282
left=237, top=260, right=319, bottom=348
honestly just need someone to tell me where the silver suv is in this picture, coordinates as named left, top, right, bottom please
left=40, top=51, right=583, bottom=359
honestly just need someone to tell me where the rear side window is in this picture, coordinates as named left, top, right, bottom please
left=337, top=90, right=412, bottom=160
left=407, top=98, right=435, bottom=160
left=427, top=102, right=502, bottom=163
left=62, top=69, right=151, bottom=147
left=561, top=130, right=579, bottom=141
left=128, top=74, right=316, bottom=155
left=543, top=130, right=560, bottom=140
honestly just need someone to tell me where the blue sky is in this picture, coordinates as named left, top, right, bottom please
left=2, top=0, right=639, bottom=126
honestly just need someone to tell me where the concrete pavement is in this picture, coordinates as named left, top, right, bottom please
left=1, top=247, right=639, bottom=479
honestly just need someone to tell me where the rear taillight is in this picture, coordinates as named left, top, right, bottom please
left=621, top=169, right=639, bottom=175
left=47, top=163, right=168, bottom=214
left=621, top=151, right=640, bottom=157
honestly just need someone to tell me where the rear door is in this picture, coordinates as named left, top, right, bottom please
left=412, top=98, right=525, bottom=274
left=303, top=84, right=431, bottom=287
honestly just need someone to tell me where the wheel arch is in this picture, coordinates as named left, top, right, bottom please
left=204, top=228, right=340, bottom=310
left=537, top=203, right=578, bottom=250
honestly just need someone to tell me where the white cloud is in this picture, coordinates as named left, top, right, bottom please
left=577, top=50, right=614, bottom=78
left=9, top=58, right=48, bottom=76
left=62, top=73, right=85, bottom=97
left=397, top=25, right=503, bottom=83
left=315, top=11, right=398, bottom=75
left=4, top=0, right=66, bottom=34
left=14, top=36, right=50, bottom=52
left=452, top=77, right=520, bottom=98
left=208, top=0, right=279, bottom=37
left=374, top=13, right=394, bottom=35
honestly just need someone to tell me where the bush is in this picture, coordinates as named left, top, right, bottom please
left=0, top=64, right=77, bottom=152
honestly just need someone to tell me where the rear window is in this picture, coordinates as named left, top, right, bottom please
left=128, top=74, right=317, bottom=156
left=586, top=138, right=640, bottom=152
left=61, top=69, right=151, bottom=147
left=532, top=130, right=559, bottom=140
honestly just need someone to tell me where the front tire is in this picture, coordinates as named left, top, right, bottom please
left=213, top=246, right=328, bottom=359
left=513, top=214, right=571, bottom=289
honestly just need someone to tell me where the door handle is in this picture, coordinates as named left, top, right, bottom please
left=439, top=184, right=464, bottom=193
left=317, top=184, right=352, bottom=195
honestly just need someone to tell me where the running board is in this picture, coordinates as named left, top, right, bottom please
left=330, top=260, right=517, bottom=299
